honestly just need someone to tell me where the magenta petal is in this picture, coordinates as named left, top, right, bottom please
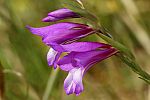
left=58, top=48, right=117, bottom=70
left=58, top=53, right=77, bottom=71
left=26, top=22, right=94, bottom=45
left=75, top=48, right=117, bottom=69
left=42, top=24, right=94, bottom=45
left=47, top=8, right=79, bottom=17
left=52, top=42, right=111, bottom=52
left=59, top=63, right=75, bottom=71
left=26, top=25, right=49, bottom=37
left=75, top=48, right=118, bottom=71
left=42, top=8, right=79, bottom=22
left=42, top=16, right=59, bottom=22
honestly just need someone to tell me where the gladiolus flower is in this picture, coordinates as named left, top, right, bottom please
left=27, top=7, right=119, bottom=96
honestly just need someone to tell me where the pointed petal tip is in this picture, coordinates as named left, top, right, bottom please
left=65, top=86, right=73, bottom=95
left=48, top=62, right=52, bottom=66
left=47, top=62, right=58, bottom=69
left=25, top=25, right=36, bottom=34
left=42, top=16, right=58, bottom=22
left=75, top=93, right=80, bottom=96
left=66, top=91, right=72, bottom=95
left=42, top=17, right=51, bottom=22
left=53, top=65, right=57, bottom=69
left=47, top=8, right=69, bottom=16
left=74, top=86, right=83, bottom=96
left=26, top=25, right=32, bottom=30
left=65, top=90, right=81, bottom=96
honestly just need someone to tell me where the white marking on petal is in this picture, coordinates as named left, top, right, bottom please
left=47, top=48, right=58, bottom=66
left=64, top=68, right=84, bottom=95
left=73, top=68, right=83, bottom=84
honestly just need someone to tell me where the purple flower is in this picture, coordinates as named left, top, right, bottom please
left=42, top=8, right=80, bottom=22
left=57, top=45, right=118, bottom=95
left=27, top=6, right=119, bottom=96
left=26, top=22, right=94, bottom=68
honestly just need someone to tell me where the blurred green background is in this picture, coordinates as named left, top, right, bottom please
left=0, top=0, right=150, bottom=100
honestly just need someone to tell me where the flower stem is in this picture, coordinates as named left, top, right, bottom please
left=117, top=53, right=150, bottom=84
left=42, top=68, right=59, bottom=100
left=96, top=32, right=150, bottom=84
left=96, top=32, right=134, bottom=59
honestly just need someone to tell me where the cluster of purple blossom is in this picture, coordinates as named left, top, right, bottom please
left=27, top=8, right=118, bottom=96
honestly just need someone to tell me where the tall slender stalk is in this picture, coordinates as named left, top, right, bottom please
left=42, top=68, right=59, bottom=100
left=96, top=32, right=150, bottom=84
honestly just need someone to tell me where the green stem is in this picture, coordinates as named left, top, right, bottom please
left=96, top=32, right=134, bottom=59
left=117, top=53, right=150, bottom=84
left=96, top=32, right=150, bottom=84
left=42, top=68, right=59, bottom=100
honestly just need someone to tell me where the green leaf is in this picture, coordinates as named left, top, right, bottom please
left=117, top=53, right=150, bottom=84
left=96, top=33, right=135, bottom=59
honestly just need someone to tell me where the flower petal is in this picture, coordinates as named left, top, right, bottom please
left=26, top=22, right=94, bottom=45
left=52, top=42, right=111, bottom=52
left=64, top=71, right=74, bottom=95
left=58, top=48, right=117, bottom=70
left=74, top=84, right=83, bottom=96
left=59, top=63, right=74, bottom=71
left=42, top=16, right=59, bottom=22
left=47, top=48, right=61, bottom=69
left=73, top=48, right=118, bottom=70
left=42, top=8, right=79, bottom=22
left=58, top=53, right=78, bottom=71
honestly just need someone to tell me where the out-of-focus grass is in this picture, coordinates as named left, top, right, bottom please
left=0, top=0, right=150, bottom=100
